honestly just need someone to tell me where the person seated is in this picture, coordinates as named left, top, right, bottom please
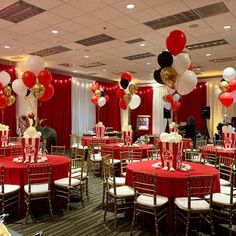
left=213, top=123, right=223, bottom=141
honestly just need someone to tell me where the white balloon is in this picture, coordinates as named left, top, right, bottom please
left=97, top=97, right=106, bottom=107
left=167, top=87, right=176, bottom=94
left=215, top=87, right=222, bottom=97
left=129, top=94, right=141, bottom=110
left=26, top=56, right=45, bottom=75
left=223, top=67, right=236, bottom=82
left=163, top=101, right=171, bottom=110
left=0, top=71, right=11, bottom=86
left=177, top=70, right=197, bottom=95
left=173, top=53, right=191, bottom=74
left=173, top=93, right=180, bottom=101
left=12, top=79, right=28, bottom=96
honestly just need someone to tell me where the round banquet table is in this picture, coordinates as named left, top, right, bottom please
left=81, top=136, right=118, bottom=146
left=125, top=160, right=220, bottom=228
left=101, top=143, right=153, bottom=159
left=200, top=145, right=235, bottom=158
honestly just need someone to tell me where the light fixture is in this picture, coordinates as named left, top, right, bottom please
left=206, top=53, right=211, bottom=57
left=4, top=45, right=10, bottom=49
left=126, top=3, right=135, bottom=9
left=51, top=29, right=59, bottom=34
left=84, top=55, right=89, bottom=58
left=146, top=62, right=151, bottom=65
left=140, top=43, right=146, bottom=47
left=224, top=25, right=231, bottom=29
left=102, top=69, right=106, bottom=72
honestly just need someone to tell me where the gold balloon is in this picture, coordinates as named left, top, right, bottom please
left=32, top=83, right=45, bottom=99
left=95, top=89, right=101, bottom=98
left=124, top=93, right=132, bottom=105
left=129, top=83, right=138, bottom=95
left=162, top=95, right=167, bottom=102
left=3, top=85, right=12, bottom=96
left=160, top=67, right=178, bottom=89
left=219, top=80, right=229, bottom=92
left=7, top=95, right=15, bottom=106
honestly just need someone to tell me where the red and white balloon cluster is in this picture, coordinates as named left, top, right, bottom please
left=116, top=72, right=141, bottom=110
left=90, top=83, right=109, bottom=107
left=0, top=71, right=15, bottom=108
left=215, top=67, right=236, bottom=107
left=153, top=30, right=197, bottom=112
left=13, top=56, right=54, bottom=102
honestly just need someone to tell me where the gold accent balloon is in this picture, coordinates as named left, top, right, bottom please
left=95, top=89, right=101, bottom=98
left=7, top=95, right=15, bottom=106
left=219, top=80, right=229, bottom=92
left=124, top=93, right=132, bottom=105
left=32, top=83, right=45, bottom=99
left=160, top=67, right=178, bottom=89
left=128, top=83, right=138, bottom=95
left=3, top=85, right=12, bottom=96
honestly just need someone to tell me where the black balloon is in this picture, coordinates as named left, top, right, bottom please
left=157, top=51, right=173, bottom=68
left=25, top=89, right=31, bottom=97
left=153, top=69, right=164, bottom=84
left=120, top=78, right=129, bottom=89
left=101, top=91, right=105, bottom=97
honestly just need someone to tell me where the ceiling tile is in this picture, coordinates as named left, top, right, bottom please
left=25, top=0, right=64, bottom=10
left=19, top=18, right=49, bottom=30
left=69, top=0, right=108, bottom=12
left=72, top=14, right=103, bottom=27
left=125, top=23, right=152, bottom=34
left=130, top=8, right=162, bottom=23
left=33, top=12, right=65, bottom=25
left=91, top=6, right=124, bottom=20
left=110, top=15, right=137, bottom=28
left=55, top=20, right=85, bottom=32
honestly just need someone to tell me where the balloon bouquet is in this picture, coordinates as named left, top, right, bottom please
left=90, top=83, right=109, bottom=107
left=153, top=30, right=197, bottom=112
left=12, top=55, right=54, bottom=102
left=215, top=67, right=236, bottom=107
left=116, top=72, right=141, bottom=110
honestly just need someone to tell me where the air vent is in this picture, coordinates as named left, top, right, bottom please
left=123, top=53, right=155, bottom=60
left=75, top=34, right=115, bottom=46
left=79, top=62, right=105, bottom=68
left=0, top=0, right=45, bottom=23
left=194, top=2, right=229, bottom=18
left=209, top=56, right=236, bottom=63
left=186, top=39, right=228, bottom=50
left=58, top=63, right=75, bottom=67
left=144, top=10, right=200, bottom=30
left=31, top=46, right=71, bottom=57
left=125, top=38, right=145, bottom=44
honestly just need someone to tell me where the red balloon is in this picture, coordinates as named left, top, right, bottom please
left=91, top=84, right=99, bottom=93
left=105, top=95, right=109, bottom=102
left=166, top=30, right=187, bottom=56
left=91, top=96, right=98, bottom=105
left=165, top=94, right=174, bottom=103
left=38, top=70, right=52, bottom=86
left=39, top=83, right=54, bottom=102
left=0, top=82, right=3, bottom=91
left=0, top=94, right=7, bottom=108
left=229, top=79, right=236, bottom=92
left=119, top=99, right=127, bottom=110
left=171, top=101, right=181, bottom=111
left=22, top=71, right=36, bottom=88
left=219, top=92, right=234, bottom=107
left=188, top=64, right=193, bottom=71
left=121, top=72, right=132, bottom=82
left=116, top=88, right=125, bottom=99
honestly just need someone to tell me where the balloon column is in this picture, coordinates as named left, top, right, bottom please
left=215, top=67, right=236, bottom=107
left=12, top=56, right=54, bottom=102
left=0, top=71, right=15, bottom=108
left=117, top=72, right=141, bottom=110
left=153, top=30, right=197, bottom=112
left=90, top=83, right=109, bottom=107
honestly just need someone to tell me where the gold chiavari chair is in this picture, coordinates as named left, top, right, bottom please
left=10, top=145, right=23, bottom=156
left=132, top=147, right=142, bottom=162
left=145, top=149, right=160, bottom=161
left=201, top=147, right=218, bottom=167
left=184, top=150, right=204, bottom=163
left=0, top=148, right=5, bottom=158
left=39, top=139, right=47, bottom=155
left=120, top=150, right=133, bottom=177
left=51, top=145, right=66, bottom=155
left=195, top=139, right=207, bottom=150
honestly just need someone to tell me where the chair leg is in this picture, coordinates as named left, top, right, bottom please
left=114, top=198, right=117, bottom=229
left=154, top=208, right=159, bottom=236
left=130, top=203, right=136, bottom=235
left=185, top=212, right=190, bottom=236
left=48, top=194, right=53, bottom=221
left=80, top=184, right=84, bottom=208
left=67, top=191, right=71, bottom=211
left=174, top=205, right=177, bottom=233
left=102, top=183, right=105, bottom=208
left=25, top=198, right=30, bottom=225
left=209, top=211, right=215, bottom=236
left=18, top=191, right=21, bottom=216
left=85, top=180, right=89, bottom=201
left=229, top=208, right=233, bottom=236
left=104, top=192, right=108, bottom=222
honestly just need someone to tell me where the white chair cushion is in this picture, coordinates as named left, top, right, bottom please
left=71, top=172, right=88, bottom=179
left=24, top=183, right=49, bottom=195
left=141, top=158, right=149, bottom=161
left=211, top=193, right=236, bottom=205
left=220, top=185, right=236, bottom=195
left=90, top=153, right=102, bottom=161
left=108, top=177, right=125, bottom=186
left=71, top=167, right=81, bottom=173
left=110, top=159, right=120, bottom=165
left=121, top=172, right=126, bottom=177
left=220, top=178, right=230, bottom=186
left=3, top=184, right=20, bottom=195
left=137, top=194, right=168, bottom=207
left=54, top=178, right=81, bottom=187
left=175, top=197, right=210, bottom=211
left=109, top=185, right=134, bottom=197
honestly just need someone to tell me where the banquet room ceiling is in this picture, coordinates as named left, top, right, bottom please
left=0, top=0, right=235, bottom=84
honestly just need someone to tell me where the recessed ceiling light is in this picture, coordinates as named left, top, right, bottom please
left=126, top=3, right=135, bottom=9
left=206, top=53, right=211, bottom=57
left=4, top=45, right=10, bottom=49
left=84, top=55, right=89, bottom=58
left=102, top=69, right=106, bottom=72
left=140, top=43, right=146, bottom=47
left=51, top=30, right=59, bottom=34
left=224, top=25, right=231, bottom=29
left=72, top=70, right=77, bottom=73
left=196, top=68, right=201, bottom=71
left=146, top=62, right=151, bottom=65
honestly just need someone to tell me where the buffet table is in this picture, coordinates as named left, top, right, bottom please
left=101, top=143, right=153, bottom=159
left=81, top=136, right=118, bottom=146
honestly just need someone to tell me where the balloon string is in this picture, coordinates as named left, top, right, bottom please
left=1, top=109, right=4, bottom=123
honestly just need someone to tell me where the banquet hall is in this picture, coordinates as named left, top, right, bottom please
left=0, top=0, right=235, bottom=235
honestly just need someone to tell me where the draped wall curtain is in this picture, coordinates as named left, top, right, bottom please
left=71, top=78, right=95, bottom=136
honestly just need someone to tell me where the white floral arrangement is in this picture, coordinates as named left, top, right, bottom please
left=0, top=124, right=9, bottom=132
left=222, top=125, right=235, bottom=133
left=95, top=121, right=104, bottom=127
left=122, top=125, right=132, bottom=132
left=160, top=132, right=182, bottom=143
left=23, top=126, right=41, bottom=138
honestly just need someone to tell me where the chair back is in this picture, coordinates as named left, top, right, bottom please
left=132, top=147, right=142, bottom=161
left=27, top=163, right=52, bottom=194
left=51, top=145, right=66, bottom=155
left=120, top=151, right=133, bottom=174
left=10, top=145, right=23, bottom=156
left=218, top=155, right=235, bottom=183
left=201, top=147, right=218, bottom=166
left=103, top=156, right=116, bottom=193
left=109, top=138, right=118, bottom=144
left=0, top=165, right=5, bottom=193
left=187, top=175, right=215, bottom=209
left=9, top=136, right=20, bottom=143
left=147, top=149, right=159, bottom=160
left=195, top=139, right=207, bottom=150
left=71, top=152, right=86, bottom=180
left=0, top=148, right=5, bottom=157
left=184, top=150, right=201, bottom=163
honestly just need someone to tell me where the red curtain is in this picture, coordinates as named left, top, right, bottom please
left=175, top=82, right=207, bottom=134
left=95, top=81, right=121, bottom=131
left=0, top=65, right=17, bottom=136
left=38, top=74, right=71, bottom=147
left=131, top=87, right=153, bottom=138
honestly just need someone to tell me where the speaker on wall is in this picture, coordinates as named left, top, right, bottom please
left=163, top=108, right=171, bottom=119
left=201, top=106, right=210, bottom=119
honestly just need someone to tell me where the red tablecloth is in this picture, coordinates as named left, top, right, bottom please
left=200, top=146, right=235, bottom=158
left=101, top=143, right=153, bottom=159
left=81, top=136, right=118, bottom=146
left=2, top=143, right=22, bottom=156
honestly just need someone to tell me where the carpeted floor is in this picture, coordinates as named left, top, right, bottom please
left=5, top=173, right=235, bottom=236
